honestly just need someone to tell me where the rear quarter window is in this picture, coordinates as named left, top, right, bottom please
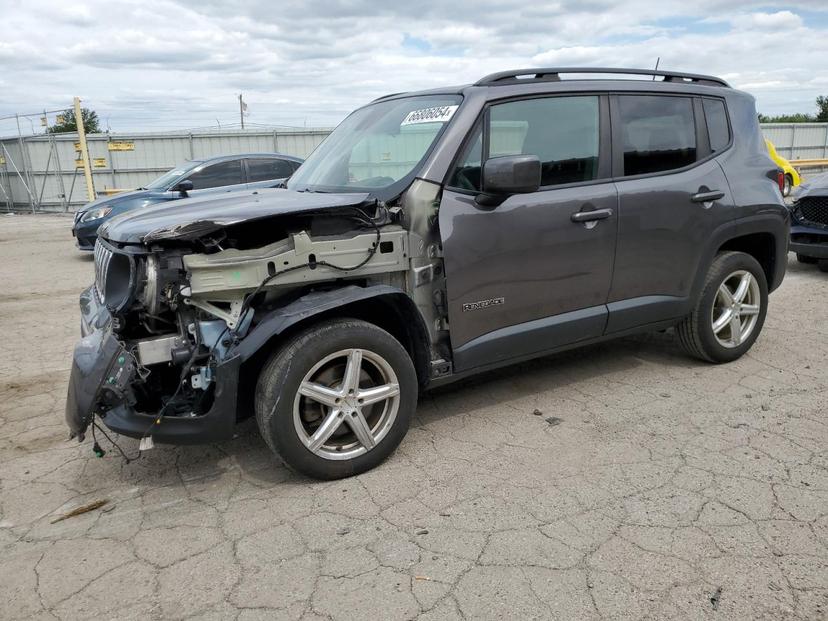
left=702, top=98, right=731, bottom=153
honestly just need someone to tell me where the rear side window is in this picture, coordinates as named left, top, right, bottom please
left=247, top=158, right=297, bottom=182
left=186, top=159, right=243, bottom=190
left=618, top=95, right=696, bottom=176
left=448, top=95, right=601, bottom=190
left=702, top=98, right=730, bottom=153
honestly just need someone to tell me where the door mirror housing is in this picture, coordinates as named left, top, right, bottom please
left=477, top=155, right=541, bottom=206
left=172, top=179, right=194, bottom=196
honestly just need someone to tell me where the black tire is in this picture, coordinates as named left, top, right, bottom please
left=255, top=318, right=418, bottom=479
left=783, top=174, right=793, bottom=197
left=818, top=260, right=828, bottom=273
left=676, top=251, right=768, bottom=363
left=797, top=253, right=818, bottom=265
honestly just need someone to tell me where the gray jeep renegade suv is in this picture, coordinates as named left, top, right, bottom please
left=66, top=68, right=789, bottom=479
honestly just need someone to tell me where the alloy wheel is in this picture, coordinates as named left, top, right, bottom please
left=293, top=348, right=400, bottom=460
left=711, top=270, right=761, bottom=348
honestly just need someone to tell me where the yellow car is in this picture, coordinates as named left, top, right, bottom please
left=765, top=139, right=800, bottom=197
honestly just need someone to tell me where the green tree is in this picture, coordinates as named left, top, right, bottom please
left=758, top=112, right=815, bottom=123
left=47, top=107, right=100, bottom=134
left=816, top=95, right=828, bottom=123
left=758, top=95, right=828, bottom=124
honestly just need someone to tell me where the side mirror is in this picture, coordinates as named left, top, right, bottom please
left=173, top=179, right=194, bottom=196
left=477, top=155, right=541, bottom=206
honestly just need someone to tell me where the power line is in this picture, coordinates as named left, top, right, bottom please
left=0, top=108, right=68, bottom=122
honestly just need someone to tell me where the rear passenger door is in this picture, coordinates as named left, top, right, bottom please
left=606, top=94, right=735, bottom=333
left=245, top=157, right=300, bottom=189
left=440, top=94, right=619, bottom=372
left=183, top=158, right=246, bottom=196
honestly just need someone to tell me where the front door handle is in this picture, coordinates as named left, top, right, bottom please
left=691, top=190, right=725, bottom=203
left=571, top=208, right=613, bottom=223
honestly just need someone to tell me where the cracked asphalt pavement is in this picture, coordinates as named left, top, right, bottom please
left=1, top=213, right=827, bottom=620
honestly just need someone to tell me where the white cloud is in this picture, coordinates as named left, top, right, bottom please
left=0, top=0, right=826, bottom=135
left=743, top=10, right=804, bottom=30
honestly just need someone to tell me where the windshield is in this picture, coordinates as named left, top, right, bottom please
left=145, top=161, right=202, bottom=190
left=288, top=95, right=462, bottom=195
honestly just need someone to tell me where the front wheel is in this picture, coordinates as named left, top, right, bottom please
left=677, top=251, right=768, bottom=363
left=255, top=318, right=418, bottom=479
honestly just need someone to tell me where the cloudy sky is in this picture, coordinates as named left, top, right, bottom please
left=1, top=0, right=827, bottom=136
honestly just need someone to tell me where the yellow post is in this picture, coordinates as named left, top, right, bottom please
left=74, top=97, right=95, bottom=201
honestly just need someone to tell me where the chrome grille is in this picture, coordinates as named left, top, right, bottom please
left=93, top=241, right=113, bottom=303
left=797, top=197, right=828, bottom=227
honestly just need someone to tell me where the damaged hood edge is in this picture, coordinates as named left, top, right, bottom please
left=98, top=188, right=373, bottom=244
left=792, top=172, right=828, bottom=201
left=142, top=219, right=245, bottom=243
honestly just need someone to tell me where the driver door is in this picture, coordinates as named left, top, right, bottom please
left=439, top=94, right=618, bottom=372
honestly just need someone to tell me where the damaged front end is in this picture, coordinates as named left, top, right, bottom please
left=65, top=186, right=445, bottom=446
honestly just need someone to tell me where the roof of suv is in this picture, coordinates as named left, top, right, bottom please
left=192, top=152, right=305, bottom=165
left=373, top=67, right=734, bottom=103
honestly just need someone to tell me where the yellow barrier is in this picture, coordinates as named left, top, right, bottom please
left=97, top=189, right=130, bottom=196
left=792, top=159, right=828, bottom=168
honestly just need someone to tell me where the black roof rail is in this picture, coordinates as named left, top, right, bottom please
left=372, top=91, right=408, bottom=102
left=475, top=67, right=730, bottom=88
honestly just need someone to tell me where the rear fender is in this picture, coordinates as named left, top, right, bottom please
left=692, top=210, right=789, bottom=299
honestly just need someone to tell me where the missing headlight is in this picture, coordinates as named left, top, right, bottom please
left=103, top=252, right=133, bottom=311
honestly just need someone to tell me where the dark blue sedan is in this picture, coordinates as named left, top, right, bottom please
left=71, top=152, right=303, bottom=250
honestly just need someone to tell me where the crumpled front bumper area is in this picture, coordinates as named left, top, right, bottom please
left=66, top=285, right=241, bottom=445
left=65, top=328, right=136, bottom=441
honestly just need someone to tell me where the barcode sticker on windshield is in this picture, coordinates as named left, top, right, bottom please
left=401, top=105, right=459, bottom=126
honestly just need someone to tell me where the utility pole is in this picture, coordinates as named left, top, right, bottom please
left=74, top=96, right=96, bottom=202
left=239, top=94, right=246, bottom=129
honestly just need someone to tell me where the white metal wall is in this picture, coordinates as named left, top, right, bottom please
left=0, top=128, right=332, bottom=212
left=760, top=123, right=828, bottom=160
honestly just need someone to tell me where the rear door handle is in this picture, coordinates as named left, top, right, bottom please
left=571, top=208, right=613, bottom=223
left=691, top=190, right=725, bottom=203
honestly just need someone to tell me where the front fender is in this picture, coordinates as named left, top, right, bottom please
left=233, top=284, right=426, bottom=364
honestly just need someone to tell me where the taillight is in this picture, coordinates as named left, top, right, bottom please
left=777, top=170, right=785, bottom=194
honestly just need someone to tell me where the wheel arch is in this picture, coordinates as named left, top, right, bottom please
left=716, top=231, right=778, bottom=290
left=691, top=213, right=788, bottom=302
left=235, top=285, right=432, bottom=414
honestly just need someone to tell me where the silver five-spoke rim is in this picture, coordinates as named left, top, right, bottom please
left=293, top=348, right=400, bottom=461
left=711, top=270, right=761, bottom=349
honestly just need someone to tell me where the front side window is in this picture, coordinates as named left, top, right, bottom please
left=618, top=95, right=697, bottom=176
left=448, top=95, right=601, bottom=191
left=703, top=98, right=730, bottom=153
left=186, top=159, right=244, bottom=190
left=247, top=158, right=297, bottom=182
left=287, top=95, right=462, bottom=196
left=145, top=162, right=201, bottom=190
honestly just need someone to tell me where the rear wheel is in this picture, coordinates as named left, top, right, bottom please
left=818, top=259, right=828, bottom=273
left=677, top=251, right=768, bottom=363
left=255, top=318, right=418, bottom=479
